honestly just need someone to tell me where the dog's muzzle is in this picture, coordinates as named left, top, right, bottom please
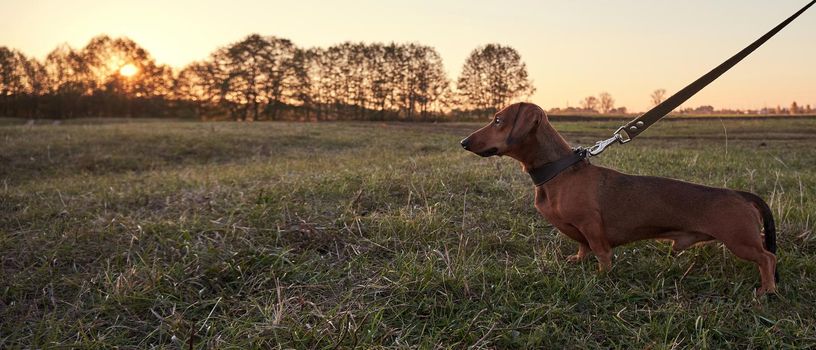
left=460, top=138, right=470, bottom=150
left=461, top=137, right=498, bottom=157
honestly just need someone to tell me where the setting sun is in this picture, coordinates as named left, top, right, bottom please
left=119, top=63, right=138, bottom=78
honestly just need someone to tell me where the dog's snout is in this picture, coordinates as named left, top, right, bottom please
left=460, top=137, right=470, bottom=150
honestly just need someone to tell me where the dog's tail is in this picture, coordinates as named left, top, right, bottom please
left=738, top=191, right=778, bottom=282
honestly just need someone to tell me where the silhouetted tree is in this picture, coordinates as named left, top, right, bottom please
left=76, top=36, right=175, bottom=116
left=288, top=48, right=312, bottom=120
left=178, top=34, right=306, bottom=121
left=1, top=47, right=44, bottom=117
left=31, top=36, right=174, bottom=118
left=366, top=43, right=395, bottom=119
left=598, top=92, right=614, bottom=114
left=174, top=60, right=229, bottom=118
left=457, top=44, right=534, bottom=115
left=299, top=42, right=449, bottom=121
left=790, top=101, right=799, bottom=114
left=222, top=35, right=301, bottom=120
left=4, top=33, right=543, bottom=121
left=321, top=42, right=368, bottom=119
left=580, top=96, right=599, bottom=112
left=40, top=45, right=90, bottom=117
left=398, top=43, right=450, bottom=119
left=651, top=88, right=666, bottom=106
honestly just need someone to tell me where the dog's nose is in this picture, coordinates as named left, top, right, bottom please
left=460, top=138, right=470, bottom=150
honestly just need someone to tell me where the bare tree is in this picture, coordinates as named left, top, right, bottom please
left=1, top=47, right=43, bottom=117
left=301, top=47, right=332, bottom=120
left=580, top=96, right=599, bottom=112
left=174, top=60, right=229, bottom=118
left=40, top=44, right=90, bottom=117
left=598, top=92, right=614, bottom=114
left=651, top=88, right=666, bottom=106
left=287, top=48, right=312, bottom=120
left=300, top=42, right=449, bottom=121
left=79, top=35, right=174, bottom=99
left=315, top=43, right=358, bottom=119
left=43, top=44, right=89, bottom=94
left=400, top=44, right=450, bottom=119
left=365, top=44, right=393, bottom=119
left=180, top=34, right=304, bottom=121
left=1, top=47, right=42, bottom=117
left=456, top=44, right=535, bottom=115
left=37, top=36, right=175, bottom=118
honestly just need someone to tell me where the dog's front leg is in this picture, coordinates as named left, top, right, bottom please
left=549, top=222, right=592, bottom=263
left=577, top=220, right=613, bottom=272
left=567, top=243, right=590, bottom=262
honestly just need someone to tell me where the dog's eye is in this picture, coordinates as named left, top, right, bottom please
left=494, top=117, right=501, bottom=125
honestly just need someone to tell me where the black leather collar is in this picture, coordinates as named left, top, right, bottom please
left=527, top=148, right=588, bottom=186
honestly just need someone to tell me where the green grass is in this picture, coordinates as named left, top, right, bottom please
left=1, top=117, right=815, bottom=348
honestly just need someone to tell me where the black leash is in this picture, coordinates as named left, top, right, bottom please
left=587, top=0, right=816, bottom=156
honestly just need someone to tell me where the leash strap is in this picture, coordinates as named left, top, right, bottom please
left=528, top=149, right=588, bottom=186
left=588, top=0, right=816, bottom=156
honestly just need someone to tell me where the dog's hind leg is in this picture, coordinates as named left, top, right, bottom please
left=755, top=251, right=778, bottom=295
left=722, top=239, right=778, bottom=295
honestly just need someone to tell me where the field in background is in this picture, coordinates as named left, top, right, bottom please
left=1, top=118, right=815, bottom=348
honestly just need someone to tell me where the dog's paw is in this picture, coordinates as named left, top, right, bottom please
left=566, top=254, right=584, bottom=263
left=597, top=261, right=613, bottom=273
left=755, top=286, right=778, bottom=298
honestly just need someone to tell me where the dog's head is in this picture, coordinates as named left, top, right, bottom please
left=460, top=102, right=546, bottom=157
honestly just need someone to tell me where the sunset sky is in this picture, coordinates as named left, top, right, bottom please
left=1, top=0, right=814, bottom=112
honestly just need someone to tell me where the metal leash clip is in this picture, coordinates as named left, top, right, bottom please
left=587, top=127, right=631, bottom=157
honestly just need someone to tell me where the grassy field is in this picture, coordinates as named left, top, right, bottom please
left=1, top=117, right=815, bottom=348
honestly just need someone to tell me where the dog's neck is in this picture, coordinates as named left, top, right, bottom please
left=509, top=123, right=573, bottom=172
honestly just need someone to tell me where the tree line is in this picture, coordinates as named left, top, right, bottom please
left=1, top=35, right=535, bottom=121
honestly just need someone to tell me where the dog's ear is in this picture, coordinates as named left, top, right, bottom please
left=506, top=103, right=542, bottom=145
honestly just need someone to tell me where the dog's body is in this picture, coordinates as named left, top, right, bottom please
left=461, top=102, right=777, bottom=295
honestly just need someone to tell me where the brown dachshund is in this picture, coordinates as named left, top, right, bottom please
left=460, top=102, right=778, bottom=295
